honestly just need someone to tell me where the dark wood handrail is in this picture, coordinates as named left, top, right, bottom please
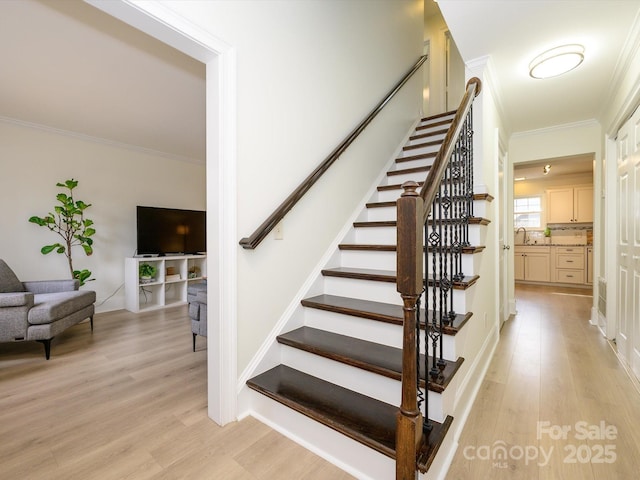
left=239, top=55, right=429, bottom=249
left=419, top=77, right=481, bottom=223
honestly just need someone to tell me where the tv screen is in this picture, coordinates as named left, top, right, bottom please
left=136, top=206, right=206, bottom=255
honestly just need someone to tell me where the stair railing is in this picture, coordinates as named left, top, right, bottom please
left=395, top=77, right=481, bottom=479
left=239, top=55, right=428, bottom=250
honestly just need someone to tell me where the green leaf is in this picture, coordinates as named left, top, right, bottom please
left=56, top=193, right=68, bottom=203
left=65, top=179, right=78, bottom=190
left=41, top=244, right=61, bottom=254
left=84, top=219, right=94, bottom=227
left=73, top=269, right=93, bottom=286
left=29, top=216, right=47, bottom=226
left=82, top=244, right=94, bottom=255
left=84, top=228, right=96, bottom=237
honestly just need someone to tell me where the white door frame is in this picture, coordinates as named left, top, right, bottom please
left=497, top=130, right=510, bottom=325
left=85, top=0, right=238, bottom=425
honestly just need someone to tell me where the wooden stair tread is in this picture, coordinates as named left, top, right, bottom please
left=419, top=415, right=454, bottom=473
left=246, top=365, right=452, bottom=462
left=278, top=327, right=464, bottom=392
left=321, top=267, right=479, bottom=290
left=387, top=165, right=431, bottom=176
left=420, top=110, right=456, bottom=122
left=377, top=181, right=424, bottom=192
left=410, top=128, right=449, bottom=141
left=366, top=193, right=492, bottom=209
left=416, top=119, right=452, bottom=131
left=301, top=294, right=472, bottom=335
left=247, top=364, right=398, bottom=457
left=353, top=217, right=490, bottom=227
left=394, top=152, right=437, bottom=164
left=338, top=243, right=486, bottom=254
left=403, top=139, right=443, bottom=151
left=321, top=266, right=397, bottom=283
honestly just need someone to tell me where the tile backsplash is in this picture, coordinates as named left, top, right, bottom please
left=549, top=229, right=588, bottom=245
left=515, top=225, right=592, bottom=245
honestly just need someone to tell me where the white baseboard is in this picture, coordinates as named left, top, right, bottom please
left=429, top=323, right=500, bottom=479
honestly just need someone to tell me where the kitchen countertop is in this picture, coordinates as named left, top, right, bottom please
left=514, top=243, right=590, bottom=247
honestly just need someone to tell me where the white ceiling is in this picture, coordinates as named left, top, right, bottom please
left=3, top=1, right=639, bottom=169
left=437, top=0, right=640, bottom=135
left=0, top=0, right=206, bottom=163
left=513, top=154, right=594, bottom=181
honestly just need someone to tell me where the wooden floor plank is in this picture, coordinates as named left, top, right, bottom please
left=446, top=284, right=640, bottom=480
left=0, top=306, right=351, bottom=479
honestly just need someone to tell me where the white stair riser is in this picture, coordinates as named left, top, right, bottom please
left=339, top=249, right=477, bottom=275
left=389, top=157, right=435, bottom=171
left=304, top=307, right=403, bottom=349
left=398, top=144, right=440, bottom=157
left=353, top=225, right=483, bottom=245
left=373, top=189, right=403, bottom=203
left=248, top=390, right=396, bottom=480
left=322, top=276, right=471, bottom=312
left=407, top=132, right=446, bottom=147
left=303, top=307, right=460, bottom=361
left=384, top=170, right=431, bottom=186
left=365, top=199, right=487, bottom=221
left=418, top=330, right=460, bottom=363
left=281, top=345, right=447, bottom=423
left=419, top=115, right=454, bottom=126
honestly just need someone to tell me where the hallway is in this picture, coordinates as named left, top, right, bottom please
left=446, top=284, right=640, bottom=479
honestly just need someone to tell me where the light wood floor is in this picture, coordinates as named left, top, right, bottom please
left=0, top=306, right=352, bottom=480
left=4, top=286, right=640, bottom=479
left=446, top=283, right=640, bottom=480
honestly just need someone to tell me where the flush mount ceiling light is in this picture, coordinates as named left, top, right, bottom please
left=529, top=44, right=585, bottom=79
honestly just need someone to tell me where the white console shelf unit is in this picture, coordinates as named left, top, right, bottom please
left=125, top=255, right=206, bottom=313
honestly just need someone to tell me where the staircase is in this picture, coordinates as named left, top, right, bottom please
left=245, top=108, right=491, bottom=479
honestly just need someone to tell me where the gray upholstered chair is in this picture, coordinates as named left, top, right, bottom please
left=188, top=282, right=207, bottom=351
left=0, top=259, right=96, bottom=359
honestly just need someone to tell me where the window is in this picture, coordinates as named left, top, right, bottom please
left=514, top=196, right=542, bottom=228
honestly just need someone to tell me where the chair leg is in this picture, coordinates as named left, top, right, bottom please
left=37, top=339, right=52, bottom=360
left=90, top=315, right=94, bottom=331
left=193, top=333, right=197, bottom=352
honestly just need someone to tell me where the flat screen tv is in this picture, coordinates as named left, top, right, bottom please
left=136, top=206, right=206, bottom=256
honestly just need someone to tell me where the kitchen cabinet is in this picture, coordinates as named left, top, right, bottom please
left=547, top=186, right=593, bottom=223
left=552, top=246, right=585, bottom=284
left=514, top=246, right=550, bottom=282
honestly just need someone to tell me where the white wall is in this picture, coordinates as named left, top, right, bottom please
left=424, top=9, right=447, bottom=115
left=164, top=0, right=424, bottom=374
left=0, top=120, right=205, bottom=312
left=509, top=121, right=601, bottom=164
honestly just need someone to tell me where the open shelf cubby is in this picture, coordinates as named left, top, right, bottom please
left=124, top=255, right=206, bottom=312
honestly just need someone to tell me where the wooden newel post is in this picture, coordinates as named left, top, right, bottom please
left=395, top=181, right=424, bottom=480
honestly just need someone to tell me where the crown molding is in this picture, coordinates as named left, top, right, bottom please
left=0, top=115, right=204, bottom=165
left=510, top=118, right=601, bottom=139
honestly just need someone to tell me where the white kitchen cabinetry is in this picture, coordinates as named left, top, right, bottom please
left=514, top=246, right=550, bottom=282
left=552, top=246, right=585, bottom=284
left=124, top=255, right=206, bottom=312
left=547, top=186, right=593, bottom=223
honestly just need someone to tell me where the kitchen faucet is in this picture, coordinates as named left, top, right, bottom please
left=516, top=226, right=527, bottom=244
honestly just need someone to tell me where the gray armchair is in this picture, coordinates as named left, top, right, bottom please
left=188, top=282, right=207, bottom=351
left=0, top=259, right=96, bottom=359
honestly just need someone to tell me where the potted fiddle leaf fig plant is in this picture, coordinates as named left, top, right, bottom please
left=28, top=179, right=96, bottom=286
